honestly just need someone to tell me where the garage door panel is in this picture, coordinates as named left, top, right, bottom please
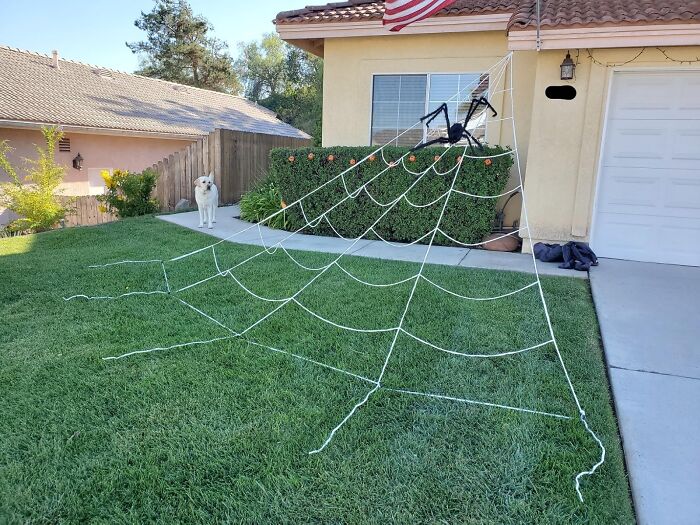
left=599, top=167, right=700, bottom=220
left=595, top=214, right=700, bottom=265
left=603, top=123, right=667, bottom=167
left=678, top=77, right=700, bottom=118
left=593, top=71, right=700, bottom=266
left=671, top=128, right=700, bottom=163
left=665, top=175, right=700, bottom=219
left=609, top=75, right=674, bottom=120
left=597, top=167, right=660, bottom=215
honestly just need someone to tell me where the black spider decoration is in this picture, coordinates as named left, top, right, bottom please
left=411, top=96, right=497, bottom=152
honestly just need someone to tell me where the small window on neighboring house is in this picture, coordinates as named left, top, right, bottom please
left=370, top=72, right=490, bottom=147
left=58, top=137, right=71, bottom=152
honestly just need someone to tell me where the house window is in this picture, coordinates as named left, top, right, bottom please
left=370, top=72, right=490, bottom=147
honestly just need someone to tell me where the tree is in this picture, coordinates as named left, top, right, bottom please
left=0, top=127, right=73, bottom=233
left=235, top=34, right=323, bottom=144
left=127, top=0, right=240, bottom=93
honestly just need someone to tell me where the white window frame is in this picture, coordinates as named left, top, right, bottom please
left=368, top=71, right=490, bottom=147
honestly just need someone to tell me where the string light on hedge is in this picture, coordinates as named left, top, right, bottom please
left=281, top=200, right=287, bottom=209
left=288, top=155, right=295, bottom=163
left=408, top=155, right=416, bottom=163
left=369, top=154, right=376, bottom=162
left=456, top=155, right=462, bottom=163
left=349, top=158, right=357, bottom=166
left=307, top=153, right=315, bottom=160
left=434, top=155, right=441, bottom=162
left=484, top=158, right=493, bottom=166
left=327, top=154, right=335, bottom=162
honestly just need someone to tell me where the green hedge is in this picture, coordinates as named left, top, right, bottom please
left=267, top=145, right=513, bottom=246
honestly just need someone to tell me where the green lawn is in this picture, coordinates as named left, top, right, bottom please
left=0, top=218, right=634, bottom=523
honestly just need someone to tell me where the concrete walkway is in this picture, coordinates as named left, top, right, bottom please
left=590, top=260, right=700, bottom=525
left=158, top=206, right=584, bottom=278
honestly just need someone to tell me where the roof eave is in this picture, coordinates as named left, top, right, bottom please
left=276, top=13, right=512, bottom=55
left=0, top=119, right=204, bottom=140
left=508, top=22, right=700, bottom=50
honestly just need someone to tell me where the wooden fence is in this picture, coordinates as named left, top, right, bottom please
left=63, top=196, right=116, bottom=227
left=151, top=129, right=310, bottom=210
left=54, top=128, right=309, bottom=229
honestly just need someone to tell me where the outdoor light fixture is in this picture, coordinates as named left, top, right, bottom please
left=72, top=153, right=83, bottom=170
left=560, top=52, right=576, bottom=81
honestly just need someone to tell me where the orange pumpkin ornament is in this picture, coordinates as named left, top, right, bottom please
left=307, top=152, right=315, bottom=160
left=484, top=158, right=493, bottom=166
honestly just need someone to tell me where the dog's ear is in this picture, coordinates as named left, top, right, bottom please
left=194, top=177, right=202, bottom=188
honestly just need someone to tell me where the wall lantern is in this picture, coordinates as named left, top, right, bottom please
left=72, top=153, right=83, bottom=170
left=560, top=52, right=576, bottom=81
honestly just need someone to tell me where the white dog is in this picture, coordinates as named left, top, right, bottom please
left=194, top=173, right=218, bottom=229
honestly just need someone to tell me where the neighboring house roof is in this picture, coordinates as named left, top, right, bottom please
left=275, top=0, right=700, bottom=29
left=0, top=45, right=310, bottom=139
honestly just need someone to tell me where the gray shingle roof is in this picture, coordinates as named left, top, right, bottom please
left=0, top=45, right=310, bottom=139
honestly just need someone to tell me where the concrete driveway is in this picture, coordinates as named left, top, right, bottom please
left=589, top=259, right=700, bottom=525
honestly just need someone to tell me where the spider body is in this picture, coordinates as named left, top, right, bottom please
left=412, top=96, right=497, bottom=152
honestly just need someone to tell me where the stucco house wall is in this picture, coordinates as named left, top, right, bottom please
left=320, top=35, right=700, bottom=249
left=322, top=31, right=537, bottom=227
left=0, top=127, right=192, bottom=225
left=522, top=46, right=700, bottom=247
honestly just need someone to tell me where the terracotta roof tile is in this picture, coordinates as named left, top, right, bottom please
left=275, top=1, right=518, bottom=25
left=275, top=0, right=700, bottom=29
left=0, top=46, right=309, bottom=139
left=510, top=0, right=700, bottom=29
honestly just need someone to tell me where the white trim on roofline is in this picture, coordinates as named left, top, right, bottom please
left=508, top=23, right=700, bottom=50
left=276, top=13, right=511, bottom=40
left=0, top=120, right=204, bottom=140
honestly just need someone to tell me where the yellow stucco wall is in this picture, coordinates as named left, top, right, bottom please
left=322, top=32, right=537, bottom=227
left=522, top=46, right=700, bottom=249
left=322, top=36, right=700, bottom=248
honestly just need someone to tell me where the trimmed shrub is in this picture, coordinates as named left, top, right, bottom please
left=239, top=181, right=288, bottom=230
left=97, top=169, right=159, bottom=218
left=266, top=145, right=513, bottom=246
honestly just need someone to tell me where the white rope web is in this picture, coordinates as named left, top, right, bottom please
left=64, top=53, right=604, bottom=502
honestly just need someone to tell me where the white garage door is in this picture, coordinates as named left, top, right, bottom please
left=592, top=70, right=700, bottom=266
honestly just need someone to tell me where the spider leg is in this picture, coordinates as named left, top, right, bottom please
left=421, top=103, right=449, bottom=128
left=411, top=137, right=450, bottom=152
left=477, top=96, right=498, bottom=117
left=462, top=130, right=485, bottom=152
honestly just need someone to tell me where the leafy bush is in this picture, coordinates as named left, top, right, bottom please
left=0, top=127, right=73, bottom=233
left=97, top=169, right=160, bottom=218
left=266, top=145, right=513, bottom=246
left=239, top=181, right=288, bottom=229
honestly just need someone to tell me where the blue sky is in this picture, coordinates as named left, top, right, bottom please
left=0, top=0, right=312, bottom=72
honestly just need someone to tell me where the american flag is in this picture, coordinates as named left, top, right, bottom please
left=382, top=0, right=457, bottom=32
